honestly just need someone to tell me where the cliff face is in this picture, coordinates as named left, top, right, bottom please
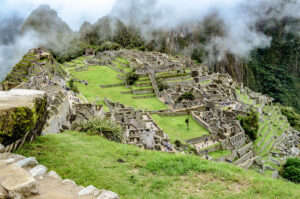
left=0, top=89, right=48, bottom=151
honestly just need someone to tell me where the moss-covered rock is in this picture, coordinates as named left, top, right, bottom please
left=0, top=89, right=47, bottom=147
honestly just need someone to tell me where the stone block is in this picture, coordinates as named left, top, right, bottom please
left=97, top=190, right=120, bottom=199
left=0, top=144, right=4, bottom=153
left=62, top=179, right=77, bottom=186
left=16, top=157, right=38, bottom=168
left=48, top=171, right=62, bottom=181
left=0, top=161, right=38, bottom=198
left=29, top=165, right=47, bottom=177
left=78, top=185, right=98, bottom=196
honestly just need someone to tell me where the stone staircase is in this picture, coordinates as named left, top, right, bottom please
left=0, top=153, right=119, bottom=199
left=148, top=72, right=160, bottom=97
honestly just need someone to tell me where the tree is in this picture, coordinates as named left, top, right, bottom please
left=281, top=106, right=300, bottom=131
left=281, top=158, right=300, bottom=184
left=125, top=71, right=139, bottom=85
left=238, top=110, right=259, bottom=140
left=176, top=92, right=195, bottom=103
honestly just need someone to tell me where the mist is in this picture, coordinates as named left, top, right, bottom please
left=110, top=0, right=300, bottom=57
left=0, top=0, right=116, bottom=81
left=1, top=0, right=300, bottom=81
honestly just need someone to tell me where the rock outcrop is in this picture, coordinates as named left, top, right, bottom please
left=0, top=89, right=48, bottom=152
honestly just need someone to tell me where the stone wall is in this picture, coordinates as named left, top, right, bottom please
left=186, top=135, right=212, bottom=145
left=191, top=112, right=212, bottom=134
left=42, top=94, right=71, bottom=135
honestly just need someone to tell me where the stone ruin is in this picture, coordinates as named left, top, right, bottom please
left=104, top=98, right=171, bottom=150
left=160, top=73, right=238, bottom=110
left=70, top=103, right=105, bottom=125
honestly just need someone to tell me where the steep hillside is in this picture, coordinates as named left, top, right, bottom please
left=21, top=4, right=74, bottom=45
left=2, top=48, right=66, bottom=86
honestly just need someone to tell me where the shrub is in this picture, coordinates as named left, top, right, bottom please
left=238, top=109, right=259, bottom=140
left=281, top=106, right=300, bottom=131
left=192, top=45, right=208, bottom=63
left=158, top=82, right=169, bottom=92
left=281, top=158, right=300, bottom=183
left=176, top=92, right=195, bottom=103
left=73, top=118, right=123, bottom=142
left=174, top=140, right=182, bottom=148
left=98, top=41, right=121, bottom=52
left=68, top=79, right=79, bottom=93
left=126, top=71, right=139, bottom=85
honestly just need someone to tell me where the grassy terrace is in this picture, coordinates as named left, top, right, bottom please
left=209, top=150, right=232, bottom=159
left=16, top=131, right=300, bottom=199
left=151, top=115, right=210, bottom=142
left=67, top=58, right=167, bottom=111
left=236, top=91, right=290, bottom=160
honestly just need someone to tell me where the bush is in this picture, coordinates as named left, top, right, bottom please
left=98, top=41, right=121, bottom=52
left=174, top=140, right=182, bottom=148
left=68, top=79, right=79, bottom=93
left=281, top=106, right=300, bottom=131
left=238, top=110, right=259, bottom=140
left=176, top=92, right=195, bottom=103
left=158, top=82, right=169, bottom=92
left=126, top=71, right=139, bottom=85
left=192, top=45, right=208, bottom=63
left=73, top=118, right=123, bottom=142
left=281, top=158, right=300, bottom=183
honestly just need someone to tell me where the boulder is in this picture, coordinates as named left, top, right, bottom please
left=1, top=158, right=15, bottom=164
left=0, top=89, right=47, bottom=149
left=16, top=157, right=38, bottom=168
left=62, top=179, right=77, bottom=186
left=97, top=190, right=120, bottom=199
left=272, top=170, right=279, bottom=179
left=29, top=165, right=47, bottom=177
left=78, top=185, right=98, bottom=196
left=0, top=161, right=38, bottom=198
left=0, top=144, right=4, bottom=153
left=0, top=185, right=8, bottom=199
left=291, top=147, right=300, bottom=156
left=48, top=171, right=62, bottom=181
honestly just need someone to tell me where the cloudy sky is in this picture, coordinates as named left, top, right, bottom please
left=1, top=0, right=117, bottom=30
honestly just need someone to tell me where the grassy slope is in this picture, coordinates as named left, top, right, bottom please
left=67, top=58, right=167, bottom=111
left=16, top=131, right=300, bottom=199
left=151, top=114, right=209, bottom=142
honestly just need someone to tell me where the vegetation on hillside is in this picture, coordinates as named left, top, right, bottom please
left=281, top=158, right=300, bottom=184
left=238, top=110, right=259, bottom=141
left=176, top=92, right=195, bottom=103
left=281, top=106, right=300, bottom=131
left=72, top=118, right=123, bottom=142
left=245, top=18, right=300, bottom=113
left=125, top=71, right=139, bottom=85
left=68, top=79, right=79, bottom=93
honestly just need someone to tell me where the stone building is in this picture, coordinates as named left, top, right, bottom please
left=104, top=98, right=170, bottom=150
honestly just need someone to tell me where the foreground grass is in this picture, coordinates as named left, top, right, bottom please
left=151, top=114, right=209, bottom=142
left=16, top=131, right=300, bottom=199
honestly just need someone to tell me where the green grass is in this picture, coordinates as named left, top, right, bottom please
left=16, top=131, right=300, bottom=199
left=116, top=57, right=130, bottom=65
left=151, top=114, right=209, bottom=142
left=209, top=150, right=232, bottom=159
left=199, top=143, right=220, bottom=152
left=68, top=65, right=167, bottom=111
